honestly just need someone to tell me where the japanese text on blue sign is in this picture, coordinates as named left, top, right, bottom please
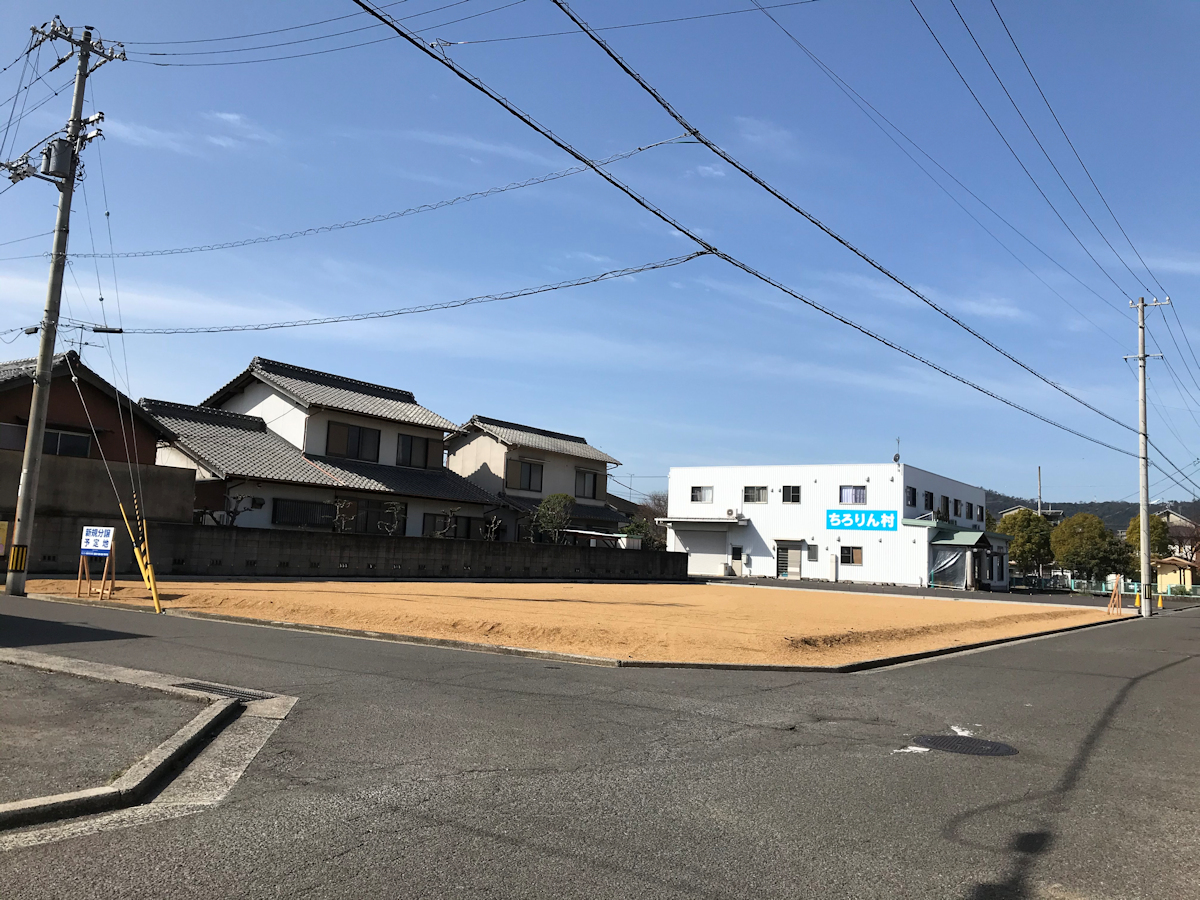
left=80, top=526, right=115, bottom=557
left=826, top=510, right=897, bottom=531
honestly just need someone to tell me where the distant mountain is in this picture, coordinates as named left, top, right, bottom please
left=985, top=490, right=1200, bottom=532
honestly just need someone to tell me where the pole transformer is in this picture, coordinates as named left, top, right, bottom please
left=3, top=21, right=124, bottom=596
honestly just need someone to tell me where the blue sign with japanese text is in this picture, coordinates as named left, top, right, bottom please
left=826, top=510, right=898, bottom=531
left=80, top=526, right=114, bottom=557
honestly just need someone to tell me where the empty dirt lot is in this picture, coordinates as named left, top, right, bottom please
left=28, top=578, right=1123, bottom=666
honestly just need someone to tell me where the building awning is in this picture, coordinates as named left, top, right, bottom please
left=930, top=529, right=1010, bottom=548
left=658, top=516, right=745, bottom=531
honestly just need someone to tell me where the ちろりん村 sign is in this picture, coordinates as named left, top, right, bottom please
left=826, top=510, right=897, bottom=531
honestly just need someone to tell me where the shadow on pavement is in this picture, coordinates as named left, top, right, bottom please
left=948, top=653, right=1195, bottom=898
left=0, top=613, right=146, bottom=649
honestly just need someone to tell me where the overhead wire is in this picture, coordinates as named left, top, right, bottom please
left=350, top=0, right=1141, bottom=460
left=62, top=135, right=686, bottom=259
left=745, top=0, right=1124, bottom=347
left=547, top=0, right=1136, bottom=436
left=907, top=0, right=1134, bottom=316
left=60, top=252, right=709, bottom=334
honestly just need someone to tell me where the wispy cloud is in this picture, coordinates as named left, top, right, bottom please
left=103, top=120, right=196, bottom=155
left=202, top=111, right=279, bottom=147
left=694, top=165, right=725, bottom=178
left=106, top=112, right=278, bottom=155
left=957, top=297, right=1029, bottom=321
left=734, top=116, right=798, bottom=158
left=564, top=251, right=614, bottom=264
left=1144, top=255, right=1200, bottom=276
left=400, top=130, right=559, bottom=166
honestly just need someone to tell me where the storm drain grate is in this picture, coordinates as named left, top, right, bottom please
left=174, top=681, right=276, bottom=702
left=913, top=734, right=1018, bottom=756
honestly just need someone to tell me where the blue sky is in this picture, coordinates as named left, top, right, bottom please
left=3, top=0, right=1199, bottom=503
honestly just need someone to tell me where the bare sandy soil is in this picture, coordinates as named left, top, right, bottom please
left=28, top=578, right=1124, bottom=666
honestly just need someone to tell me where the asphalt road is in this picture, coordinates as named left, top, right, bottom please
left=0, top=595, right=1196, bottom=899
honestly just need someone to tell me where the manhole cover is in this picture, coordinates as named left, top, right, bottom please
left=913, top=734, right=1018, bottom=756
left=174, top=681, right=276, bottom=702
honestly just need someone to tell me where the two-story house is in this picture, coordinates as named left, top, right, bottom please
left=447, top=416, right=628, bottom=538
left=144, top=358, right=507, bottom=539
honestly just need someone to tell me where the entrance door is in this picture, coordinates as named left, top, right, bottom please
left=776, top=547, right=789, bottom=578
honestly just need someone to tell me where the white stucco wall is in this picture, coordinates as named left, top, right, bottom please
left=446, top=431, right=509, bottom=495
left=665, top=463, right=988, bottom=586
left=217, top=379, right=308, bottom=449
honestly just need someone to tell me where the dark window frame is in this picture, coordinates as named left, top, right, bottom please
left=326, top=420, right=381, bottom=463
left=782, top=485, right=801, bottom=503
left=923, top=491, right=934, bottom=511
left=743, top=485, right=768, bottom=503
left=690, top=486, right=713, bottom=503
left=839, top=485, right=867, bottom=505
left=575, top=470, right=598, bottom=499
left=840, top=546, right=863, bottom=565
left=905, top=486, right=917, bottom=507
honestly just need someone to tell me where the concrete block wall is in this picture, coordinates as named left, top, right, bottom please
left=13, top=519, right=688, bottom=581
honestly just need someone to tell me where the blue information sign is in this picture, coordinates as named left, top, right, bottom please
left=826, top=510, right=898, bottom=531
left=80, top=526, right=114, bottom=557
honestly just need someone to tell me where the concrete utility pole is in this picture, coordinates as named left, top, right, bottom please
left=1127, top=297, right=1168, bottom=619
left=3, top=21, right=123, bottom=596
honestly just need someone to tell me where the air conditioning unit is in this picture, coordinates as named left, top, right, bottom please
left=726, top=509, right=734, bottom=517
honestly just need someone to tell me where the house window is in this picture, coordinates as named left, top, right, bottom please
left=807, top=543, right=818, bottom=562
left=422, top=512, right=472, bottom=539
left=840, top=546, right=863, bottom=565
left=905, top=486, right=917, bottom=507
left=923, top=491, right=934, bottom=511
left=691, top=486, right=713, bottom=503
left=397, top=434, right=429, bottom=468
left=326, top=421, right=380, bottom=462
left=839, top=485, right=867, bottom=505
left=271, top=498, right=336, bottom=528
left=782, top=486, right=801, bottom=503
left=744, top=486, right=768, bottom=503
left=575, top=470, right=598, bottom=499
left=966, top=502, right=974, bottom=520
left=939, top=496, right=950, bottom=518
left=507, top=460, right=543, bottom=492
left=0, top=423, right=90, bottom=458
left=954, top=499, right=962, bottom=517
left=333, top=497, right=406, bottom=535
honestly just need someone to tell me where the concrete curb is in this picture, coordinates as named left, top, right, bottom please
left=15, top=590, right=1137, bottom=674
left=0, top=698, right=239, bottom=831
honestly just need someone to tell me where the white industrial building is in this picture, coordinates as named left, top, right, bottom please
left=661, top=462, right=1009, bottom=590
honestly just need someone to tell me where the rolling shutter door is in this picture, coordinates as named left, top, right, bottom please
left=676, top=530, right=727, bottom=576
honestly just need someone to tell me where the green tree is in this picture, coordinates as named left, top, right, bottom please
left=1051, top=513, right=1132, bottom=581
left=995, top=508, right=1053, bottom=574
left=530, top=493, right=574, bottom=544
left=984, top=509, right=998, bottom=532
left=1125, top=513, right=1171, bottom=558
left=620, top=517, right=665, bottom=551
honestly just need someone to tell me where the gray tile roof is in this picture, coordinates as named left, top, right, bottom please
left=462, top=415, right=620, bottom=465
left=503, top=493, right=629, bottom=524
left=142, top=399, right=500, bottom=506
left=202, top=357, right=457, bottom=432
left=1, top=351, right=173, bottom=438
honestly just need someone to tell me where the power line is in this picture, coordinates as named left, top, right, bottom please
left=548, top=0, right=1136, bottom=436
left=126, top=0, right=528, bottom=67
left=352, top=0, right=1139, bottom=459
left=986, top=0, right=1166, bottom=299
left=60, top=135, right=685, bottom=259
left=745, top=0, right=1126, bottom=347
left=907, top=0, right=1134, bottom=316
left=61, top=252, right=708, bottom=334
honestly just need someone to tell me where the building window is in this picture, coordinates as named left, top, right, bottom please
left=940, top=496, right=950, bottom=518
left=966, top=502, right=974, bottom=520
left=807, top=544, right=818, bottom=562
left=953, top=499, right=962, bottom=517
left=978, top=506, right=985, bottom=522
left=691, top=486, right=713, bottom=503
left=0, top=423, right=90, bottom=458
left=575, top=470, right=598, bottom=499
left=731, top=546, right=742, bottom=561
left=271, top=498, right=336, bottom=528
left=782, top=485, right=801, bottom=503
left=905, top=486, right=917, bottom=507
left=507, top=460, right=543, bottom=492
left=840, top=546, right=863, bottom=565
left=923, top=491, right=934, bottom=511
left=397, top=433, right=429, bottom=468
left=744, top=486, right=768, bottom=503
left=422, top=512, right=474, bottom=539
left=839, top=485, right=867, bottom=505
left=327, top=421, right=380, bottom=462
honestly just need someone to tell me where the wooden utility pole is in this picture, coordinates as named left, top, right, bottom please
left=3, top=21, right=123, bottom=596
left=1128, top=297, right=1168, bottom=618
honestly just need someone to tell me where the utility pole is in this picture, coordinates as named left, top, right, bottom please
left=2, top=21, right=123, bottom=596
left=1127, top=297, right=1168, bottom=619
left=1037, top=466, right=1042, bottom=517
